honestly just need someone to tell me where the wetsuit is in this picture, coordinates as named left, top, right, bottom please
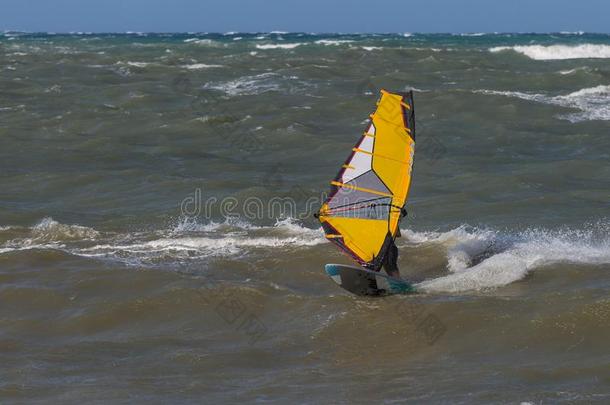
left=382, top=238, right=400, bottom=278
left=382, top=208, right=406, bottom=278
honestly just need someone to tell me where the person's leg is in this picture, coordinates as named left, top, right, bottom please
left=383, top=243, right=400, bottom=278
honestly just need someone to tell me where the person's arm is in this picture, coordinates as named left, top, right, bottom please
left=395, top=207, right=407, bottom=238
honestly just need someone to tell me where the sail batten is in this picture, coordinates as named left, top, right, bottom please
left=318, top=89, right=415, bottom=270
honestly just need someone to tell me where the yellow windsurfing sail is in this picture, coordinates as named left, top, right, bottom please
left=317, top=89, right=415, bottom=270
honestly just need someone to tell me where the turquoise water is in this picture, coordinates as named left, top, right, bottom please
left=1, top=32, right=609, bottom=403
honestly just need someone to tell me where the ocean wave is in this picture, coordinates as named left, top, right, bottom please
left=117, top=61, right=153, bottom=68
left=554, top=85, right=610, bottom=121
left=203, top=72, right=280, bottom=96
left=181, top=63, right=224, bottom=70
left=79, top=216, right=325, bottom=264
left=0, top=217, right=325, bottom=265
left=2, top=218, right=609, bottom=292
left=314, top=39, right=354, bottom=46
left=474, top=85, right=610, bottom=122
left=203, top=72, right=311, bottom=97
left=0, top=218, right=100, bottom=254
left=557, top=67, right=591, bottom=75
left=406, top=224, right=610, bottom=293
left=183, top=38, right=220, bottom=46
left=474, top=89, right=548, bottom=103
left=255, top=43, right=303, bottom=50
left=31, top=217, right=100, bottom=241
left=0, top=104, right=26, bottom=112
left=490, top=44, right=610, bottom=60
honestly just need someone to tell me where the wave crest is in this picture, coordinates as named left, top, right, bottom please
left=490, top=44, right=610, bottom=60
left=474, top=85, right=610, bottom=122
left=31, top=217, right=99, bottom=241
left=2, top=218, right=609, bottom=293
left=409, top=224, right=610, bottom=293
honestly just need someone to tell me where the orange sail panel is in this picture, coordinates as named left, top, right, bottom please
left=318, top=90, right=415, bottom=270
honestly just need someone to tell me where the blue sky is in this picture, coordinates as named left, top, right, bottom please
left=1, top=0, right=609, bottom=33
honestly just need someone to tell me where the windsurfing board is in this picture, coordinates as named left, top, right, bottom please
left=325, top=263, right=415, bottom=296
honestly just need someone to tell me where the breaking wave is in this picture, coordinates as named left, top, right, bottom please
left=2, top=218, right=608, bottom=294
left=314, top=39, right=354, bottom=46
left=490, top=44, right=610, bottom=60
left=30, top=217, right=100, bottom=241
left=405, top=224, right=610, bottom=293
left=181, top=63, right=224, bottom=70
left=183, top=38, right=221, bottom=46
left=0, top=217, right=325, bottom=265
left=203, top=72, right=312, bottom=97
left=474, top=85, right=610, bottom=122
left=255, top=43, right=303, bottom=50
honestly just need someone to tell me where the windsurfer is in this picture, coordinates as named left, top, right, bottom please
left=382, top=207, right=407, bottom=279
left=382, top=238, right=400, bottom=278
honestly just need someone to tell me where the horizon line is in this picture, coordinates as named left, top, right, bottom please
left=2, top=30, right=608, bottom=35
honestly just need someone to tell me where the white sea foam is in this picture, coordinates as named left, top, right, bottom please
left=183, top=38, right=218, bottom=46
left=0, top=104, right=25, bottom=112
left=474, top=89, right=548, bottom=103
left=80, top=235, right=312, bottom=259
left=413, top=47, right=443, bottom=52
left=554, top=85, right=610, bottom=121
left=77, top=217, right=324, bottom=263
left=0, top=217, right=324, bottom=264
left=404, top=224, right=610, bottom=293
left=0, top=218, right=100, bottom=255
left=44, top=85, right=61, bottom=94
left=0, top=243, right=64, bottom=255
left=182, top=63, right=224, bottom=70
left=475, top=85, right=610, bottom=122
left=204, top=72, right=280, bottom=96
left=558, top=67, right=590, bottom=75
left=121, top=61, right=151, bottom=68
left=256, top=43, right=303, bottom=50
left=314, top=39, right=354, bottom=46
left=361, top=46, right=383, bottom=51
left=204, top=72, right=310, bottom=97
left=3, top=218, right=609, bottom=288
left=490, top=44, right=610, bottom=60
left=31, top=217, right=100, bottom=241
